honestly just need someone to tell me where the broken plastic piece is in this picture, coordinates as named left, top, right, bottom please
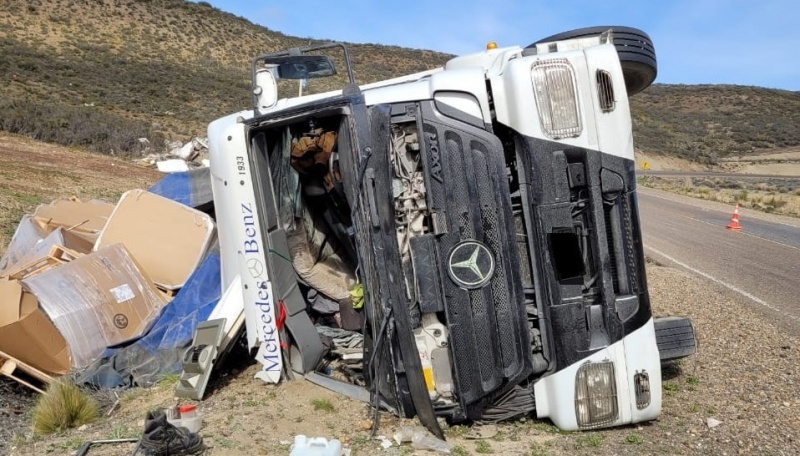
left=175, top=318, right=226, bottom=400
left=412, top=433, right=452, bottom=454
left=393, top=426, right=452, bottom=454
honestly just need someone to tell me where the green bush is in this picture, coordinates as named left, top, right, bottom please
left=0, top=97, right=162, bottom=157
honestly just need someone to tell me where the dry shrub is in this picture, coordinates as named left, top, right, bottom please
left=31, top=379, right=100, bottom=435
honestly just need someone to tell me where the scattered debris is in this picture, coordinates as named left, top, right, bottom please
left=141, top=410, right=205, bottom=455
left=0, top=350, right=52, bottom=394
left=156, top=158, right=190, bottom=173
left=289, top=435, right=343, bottom=456
left=376, top=435, right=393, bottom=449
left=135, top=137, right=210, bottom=173
left=707, top=417, right=722, bottom=429
left=465, top=424, right=498, bottom=440
left=165, top=404, right=203, bottom=433
left=74, top=438, right=139, bottom=456
left=105, top=392, right=120, bottom=417
left=393, top=426, right=452, bottom=454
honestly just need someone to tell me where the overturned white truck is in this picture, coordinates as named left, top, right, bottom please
left=207, top=26, right=696, bottom=435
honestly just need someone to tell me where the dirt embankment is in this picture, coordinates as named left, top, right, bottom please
left=635, top=146, right=800, bottom=176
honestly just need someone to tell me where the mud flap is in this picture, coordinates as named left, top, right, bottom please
left=654, top=316, right=696, bottom=362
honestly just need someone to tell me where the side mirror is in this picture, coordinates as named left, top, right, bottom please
left=250, top=43, right=356, bottom=112
left=253, top=68, right=278, bottom=110
left=263, top=55, right=337, bottom=80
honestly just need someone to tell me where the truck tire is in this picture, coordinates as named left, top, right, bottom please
left=528, top=26, right=657, bottom=96
left=654, top=316, right=697, bottom=362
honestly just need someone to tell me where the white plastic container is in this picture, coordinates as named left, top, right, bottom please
left=289, top=435, right=342, bottom=456
left=167, top=413, right=203, bottom=433
left=165, top=404, right=203, bottom=433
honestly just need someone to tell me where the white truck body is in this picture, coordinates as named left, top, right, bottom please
left=207, top=28, right=693, bottom=433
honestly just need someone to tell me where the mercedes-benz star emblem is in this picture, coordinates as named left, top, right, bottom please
left=447, top=240, right=495, bottom=289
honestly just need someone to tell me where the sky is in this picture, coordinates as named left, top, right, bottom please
left=192, top=0, right=799, bottom=91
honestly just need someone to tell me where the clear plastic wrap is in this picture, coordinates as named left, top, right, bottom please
left=22, top=243, right=167, bottom=370
left=0, top=215, right=46, bottom=274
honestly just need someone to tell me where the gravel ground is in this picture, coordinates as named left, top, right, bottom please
left=6, top=258, right=799, bottom=456
left=0, top=378, right=37, bottom=454
left=1, top=148, right=797, bottom=454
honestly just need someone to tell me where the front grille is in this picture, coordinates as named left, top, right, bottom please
left=421, top=118, right=530, bottom=407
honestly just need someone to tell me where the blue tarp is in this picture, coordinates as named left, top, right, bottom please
left=79, top=171, right=220, bottom=388
left=148, top=167, right=213, bottom=210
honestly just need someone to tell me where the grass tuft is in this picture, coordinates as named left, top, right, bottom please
left=475, top=440, right=494, bottom=453
left=310, top=398, right=335, bottom=412
left=575, top=433, right=604, bottom=448
left=625, top=434, right=644, bottom=445
left=31, top=379, right=100, bottom=435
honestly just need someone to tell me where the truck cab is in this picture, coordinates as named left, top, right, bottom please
left=207, top=27, right=695, bottom=435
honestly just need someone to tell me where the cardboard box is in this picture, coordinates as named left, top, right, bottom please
left=1, top=227, right=93, bottom=278
left=22, top=243, right=167, bottom=370
left=0, top=278, right=70, bottom=375
left=33, top=198, right=114, bottom=243
left=94, top=189, right=216, bottom=290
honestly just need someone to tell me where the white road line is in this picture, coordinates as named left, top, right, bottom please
left=645, top=245, right=799, bottom=323
left=687, top=216, right=800, bottom=251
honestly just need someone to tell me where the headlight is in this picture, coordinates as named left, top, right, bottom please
left=531, top=59, right=582, bottom=139
left=575, top=361, right=619, bottom=429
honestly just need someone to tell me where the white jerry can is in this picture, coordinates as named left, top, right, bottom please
left=289, top=435, right=343, bottom=456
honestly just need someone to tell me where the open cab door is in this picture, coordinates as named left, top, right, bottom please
left=242, top=96, right=442, bottom=437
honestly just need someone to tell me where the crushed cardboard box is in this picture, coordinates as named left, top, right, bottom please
left=1, top=198, right=112, bottom=273
left=94, top=189, right=215, bottom=290
left=0, top=278, right=71, bottom=375
left=33, top=197, right=114, bottom=241
left=0, top=190, right=215, bottom=378
left=22, top=243, right=167, bottom=370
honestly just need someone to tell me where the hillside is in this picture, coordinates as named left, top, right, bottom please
left=1, top=0, right=800, bottom=161
left=630, top=84, right=800, bottom=162
left=0, top=0, right=450, bottom=154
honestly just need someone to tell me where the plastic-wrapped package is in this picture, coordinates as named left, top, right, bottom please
left=0, top=216, right=46, bottom=274
left=3, top=227, right=94, bottom=278
left=22, top=243, right=167, bottom=369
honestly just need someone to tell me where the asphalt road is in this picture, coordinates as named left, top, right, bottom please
left=637, top=188, right=800, bottom=333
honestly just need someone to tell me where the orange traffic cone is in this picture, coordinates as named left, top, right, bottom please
left=726, top=203, right=743, bottom=231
